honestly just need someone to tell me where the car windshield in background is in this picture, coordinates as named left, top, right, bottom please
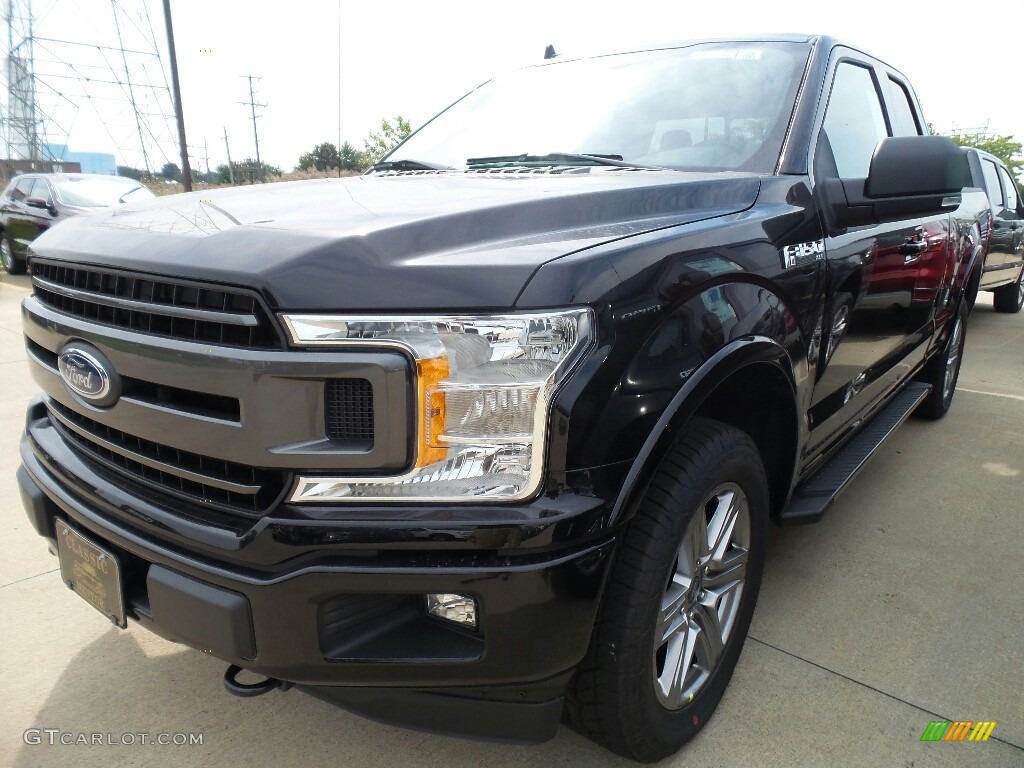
left=52, top=178, right=155, bottom=207
left=392, top=41, right=809, bottom=173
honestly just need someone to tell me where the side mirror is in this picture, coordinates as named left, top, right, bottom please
left=25, top=196, right=48, bottom=209
left=821, top=136, right=968, bottom=229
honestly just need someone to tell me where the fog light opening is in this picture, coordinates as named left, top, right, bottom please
left=426, top=593, right=478, bottom=629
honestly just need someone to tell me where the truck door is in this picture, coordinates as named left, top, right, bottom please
left=2, top=176, right=37, bottom=256
left=24, top=178, right=57, bottom=245
left=807, top=59, right=948, bottom=454
left=994, top=164, right=1023, bottom=272
left=978, top=156, right=1014, bottom=276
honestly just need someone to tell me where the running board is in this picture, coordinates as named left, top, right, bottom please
left=778, top=381, right=932, bottom=525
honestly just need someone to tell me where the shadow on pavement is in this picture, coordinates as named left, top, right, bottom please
left=13, top=628, right=633, bottom=768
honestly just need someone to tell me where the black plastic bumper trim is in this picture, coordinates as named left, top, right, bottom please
left=147, top=566, right=256, bottom=660
left=296, top=672, right=572, bottom=744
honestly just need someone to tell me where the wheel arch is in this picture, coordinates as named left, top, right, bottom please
left=609, top=337, right=801, bottom=527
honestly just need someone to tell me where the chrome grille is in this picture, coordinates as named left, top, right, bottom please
left=47, top=400, right=288, bottom=516
left=31, top=260, right=283, bottom=349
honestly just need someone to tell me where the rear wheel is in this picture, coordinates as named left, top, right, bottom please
left=564, top=418, right=767, bottom=762
left=992, top=267, right=1024, bottom=313
left=1, top=235, right=25, bottom=275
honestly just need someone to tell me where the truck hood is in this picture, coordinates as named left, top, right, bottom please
left=30, top=170, right=760, bottom=310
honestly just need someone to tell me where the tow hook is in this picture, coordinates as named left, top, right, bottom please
left=223, top=664, right=293, bottom=697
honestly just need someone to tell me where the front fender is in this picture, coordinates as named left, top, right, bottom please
left=608, top=336, right=799, bottom=525
left=564, top=280, right=807, bottom=470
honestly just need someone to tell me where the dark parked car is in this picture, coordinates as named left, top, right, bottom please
left=0, top=173, right=154, bottom=274
left=18, top=35, right=987, bottom=762
left=964, top=148, right=1024, bottom=312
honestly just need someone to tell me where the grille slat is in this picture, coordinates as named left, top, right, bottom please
left=31, top=261, right=282, bottom=349
left=48, top=405, right=258, bottom=495
left=47, top=401, right=286, bottom=517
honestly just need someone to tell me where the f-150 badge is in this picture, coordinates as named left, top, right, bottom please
left=781, top=239, right=825, bottom=269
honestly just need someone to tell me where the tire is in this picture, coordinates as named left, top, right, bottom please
left=992, top=266, right=1024, bottom=313
left=824, top=291, right=853, bottom=364
left=965, top=267, right=981, bottom=314
left=1, top=235, right=25, bottom=275
left=915, top=301, right=968, bottom=420
left=564, top=418, right=768, bottom=762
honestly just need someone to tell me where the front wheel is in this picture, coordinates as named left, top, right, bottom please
left=1, top=235, right=25, bottom=275
left=564, top=418, right=767, bottom=762
left=992, top=266, right=1024, bottom=313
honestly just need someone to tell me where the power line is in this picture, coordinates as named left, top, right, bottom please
left=111, top=0, right=150, bottom=174
left=3, top=0, right=181, bottom=172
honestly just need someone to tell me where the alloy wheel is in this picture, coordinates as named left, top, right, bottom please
left=653, top=482, right=750, bottom=710
left=942, top=315, right=963, bottom=402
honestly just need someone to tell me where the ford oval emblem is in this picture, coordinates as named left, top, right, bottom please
left=57, top=344, right=121, bottom=407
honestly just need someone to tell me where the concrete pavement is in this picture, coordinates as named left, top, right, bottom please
left=0, top=272, right=1020, bottom=767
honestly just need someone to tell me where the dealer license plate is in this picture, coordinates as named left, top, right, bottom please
left=55, top=520, right=126, bottom=628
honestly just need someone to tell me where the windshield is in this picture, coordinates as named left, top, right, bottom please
left=52, top=178, right=155, bottom=207
left=392, top=41, right=810, bottom=173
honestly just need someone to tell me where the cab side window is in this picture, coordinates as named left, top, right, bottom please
left=996, top=166, right=1019, bottom=214
left=885, top=77, right=921, bottom=137
left=12, top=177, right=34, bottom=202
left=821, top=63, right=889, bottom=178
left=29, top=179, right=52, bottom=206
left=981, top=159, right=1005, bottom=208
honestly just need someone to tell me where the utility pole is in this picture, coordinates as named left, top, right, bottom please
left=112, top=1, right=150, bottom=176
left=223, top=126, right=235, bottom=185
left=162, top=0, right=192, bottom=191
left=337, top=0, right=342, bottom=177
left=202, top=138, right=209, bottom=176
left=239, top=73, right=266, bottom=180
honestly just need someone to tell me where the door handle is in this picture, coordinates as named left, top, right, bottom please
left=899, top=240, right=929, bottom=253
left=899, top=235, right=929, bottom=264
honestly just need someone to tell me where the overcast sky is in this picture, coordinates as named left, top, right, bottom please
left=6, top=0, right=1021, bottom=175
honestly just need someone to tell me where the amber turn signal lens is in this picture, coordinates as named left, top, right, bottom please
left=416, top=356, right=449, bottom=467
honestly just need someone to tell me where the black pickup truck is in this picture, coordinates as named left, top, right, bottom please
left=963, top=147, right=1024, bottom=312
left=18, top=35, right=988, bottom=762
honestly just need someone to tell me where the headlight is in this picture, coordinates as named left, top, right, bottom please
left=280, top=309, right=594, bottom=502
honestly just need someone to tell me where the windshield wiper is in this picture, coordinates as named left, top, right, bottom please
left=367, top=158, right=451, bottom=173
left=466, top=152, right=656, bottom=169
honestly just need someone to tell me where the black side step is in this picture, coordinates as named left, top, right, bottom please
left=778, top=381, right=932, bottom=525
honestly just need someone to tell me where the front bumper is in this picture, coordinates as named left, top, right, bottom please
left=20, top=405, right=617, bottom=742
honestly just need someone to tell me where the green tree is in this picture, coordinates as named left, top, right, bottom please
left=214, top=163, right=233, bottom=184
left=361, top=115, right=412, bottom=166
left=117, top=165, right=146, bottom=181
left=297, top=142, right=342, bottom=172
left=234, top=158, right=281, bottom=184
left=950, top=132, right=1022, bottom=178
left=159, top=162, right=182, bottom=182
left=339, top=141, right=361, bottom=171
